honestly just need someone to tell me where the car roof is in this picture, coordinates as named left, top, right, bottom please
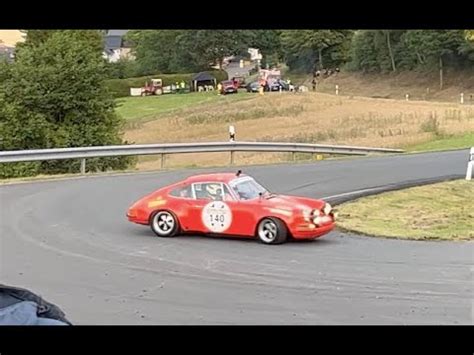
left=182, top=173, right=248, bottom=184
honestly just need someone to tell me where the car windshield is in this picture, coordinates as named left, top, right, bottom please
left=229, top=176, right=269, bottom=200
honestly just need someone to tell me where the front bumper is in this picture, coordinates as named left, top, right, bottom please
left=291, top=222, right=335, bottom=239
left=290, top=210, right=336, bottom=239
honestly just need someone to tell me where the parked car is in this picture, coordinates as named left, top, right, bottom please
left=268, top=79, right=289, bottom=91
left=231, top=76, right=247, bottom=88
left=220, top=80, right=238, bottom=95
left=246, top=81, right=260, bottom=93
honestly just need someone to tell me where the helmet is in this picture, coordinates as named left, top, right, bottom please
left=206, top=184, right=220, bottom=197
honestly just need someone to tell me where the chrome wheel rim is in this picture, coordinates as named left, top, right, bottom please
left=258, top=220, right=277, bottom=243
left=152, top=212, right=175, bottom=235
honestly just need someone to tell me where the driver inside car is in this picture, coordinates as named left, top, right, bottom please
left=233, top=186, right=249, bottom=200
left=206, top=184, right=233, bottom=201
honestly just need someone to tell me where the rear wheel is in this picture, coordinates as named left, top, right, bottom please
left=256, top=217, right=288, bottom=245
left=150, top=210, right=180, bottom=237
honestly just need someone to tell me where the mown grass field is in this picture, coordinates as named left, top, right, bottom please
left=336, top=180, right=474, bottom=241
left=116, top=92, right=254, bottom=121
left=120, top=90, right=474, bottom=171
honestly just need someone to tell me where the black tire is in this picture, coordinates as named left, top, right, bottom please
left=150, top=210, right=180, bottom=238
left=256, top=217, right=288, bottom=245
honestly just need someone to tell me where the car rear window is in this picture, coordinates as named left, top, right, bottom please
left=169, top=184, right=192, bottom=199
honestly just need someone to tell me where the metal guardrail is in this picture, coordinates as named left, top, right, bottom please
left=0, top=141, right=404, bottom=174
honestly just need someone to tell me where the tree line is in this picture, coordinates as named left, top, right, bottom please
left=120, top=30, right=473, bottom=80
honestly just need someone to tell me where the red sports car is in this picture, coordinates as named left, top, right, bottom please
left=127, top=171, right=336, bottom=244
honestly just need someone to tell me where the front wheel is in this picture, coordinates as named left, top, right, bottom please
left=256, top=217, right=288, bottom=244
left=150, top=210, right=180, bottom=237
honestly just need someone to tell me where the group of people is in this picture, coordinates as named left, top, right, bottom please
left=313, top=67, right=340, bottom=78
left=311, top=67, right=341, bottom=91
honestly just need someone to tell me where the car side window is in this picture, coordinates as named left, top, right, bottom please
left=192, top=183, right=234, bottom=201
left=222, top=184, right=234, bottom=201
left=169, top=184, right=192, bottom=199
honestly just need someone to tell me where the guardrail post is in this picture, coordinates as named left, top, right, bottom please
left=466, top=147, right=474, bottom=180
left=292, top=152, right=296, bottom=161
left=230, top=151, right=234, bottom=165
left=80, top=158, right=86, bottom=174
left=160, top=154, right=165, bottom=169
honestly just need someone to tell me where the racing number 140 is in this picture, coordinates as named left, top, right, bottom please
left=210, top=214, right=225, bottom=223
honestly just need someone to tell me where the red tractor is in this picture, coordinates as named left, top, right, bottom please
left=141, top=79, right=163, bottom=96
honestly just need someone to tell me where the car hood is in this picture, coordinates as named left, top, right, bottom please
left=260, top=194, right=325, bottom=211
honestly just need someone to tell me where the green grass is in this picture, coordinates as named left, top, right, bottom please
left=337, top=180, right=474, bottom=241
left=116, top=92, right=254, bottom=121
left=406, top=132, right=474, bottom=152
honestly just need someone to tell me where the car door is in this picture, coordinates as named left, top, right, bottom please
left=183, top=182, right=214, bottom=232
left=224, top=198, right=259, bottom=237
left=185, top=182, right=256, bottom=237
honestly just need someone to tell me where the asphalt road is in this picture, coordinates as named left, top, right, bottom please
left=0, top=149, right=472, bottom=324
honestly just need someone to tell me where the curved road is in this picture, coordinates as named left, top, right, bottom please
left=0, top=149, right=472, bottom=324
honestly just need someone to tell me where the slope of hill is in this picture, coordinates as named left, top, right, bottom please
left=297, top=70, right=474, bottom=104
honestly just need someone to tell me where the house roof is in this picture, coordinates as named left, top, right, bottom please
left=106, top=30, right=128, bottom=36
left=191, top=72, right=216, bottom=82
left=105, top=36, right=123, bottom=50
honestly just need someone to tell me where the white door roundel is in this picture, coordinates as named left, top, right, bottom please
left=201, top=201, right=232, bottom=233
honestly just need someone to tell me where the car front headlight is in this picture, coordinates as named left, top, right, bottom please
left=323, top=203, right=332, bottom=215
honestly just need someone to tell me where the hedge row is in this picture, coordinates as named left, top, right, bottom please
left=105, top=70, right=229, bottom=98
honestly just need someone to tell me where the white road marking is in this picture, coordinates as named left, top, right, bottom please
left=321, top=187, right=385, bottom=200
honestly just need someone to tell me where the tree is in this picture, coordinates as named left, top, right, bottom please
left=128, top=30, right=194, bottom=74
left=348, top=30, right=412, bottom=73
left=384, top=30, right=396, bottom=72
left=404, top=30, right=465, bottom=89
left=184, top=30, right=254, bottom=69
left=0, top=30, right=133, bottom=177
left=19, top=30, right=57, bottom=47
left=280, top=30, right=353, bottom=72
left=247, top=30, right=282, bottom=67
left=128, top=30, right=254, bottom=74
left=458, top=30, right=474, bottom=64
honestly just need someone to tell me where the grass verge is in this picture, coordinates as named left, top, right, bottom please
left=405, top=132, right=474, bottom=152
left=336, top=180, right=474, bottom=241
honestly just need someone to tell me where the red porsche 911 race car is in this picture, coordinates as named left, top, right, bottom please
left=127, top=171, right=336, bottom=244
